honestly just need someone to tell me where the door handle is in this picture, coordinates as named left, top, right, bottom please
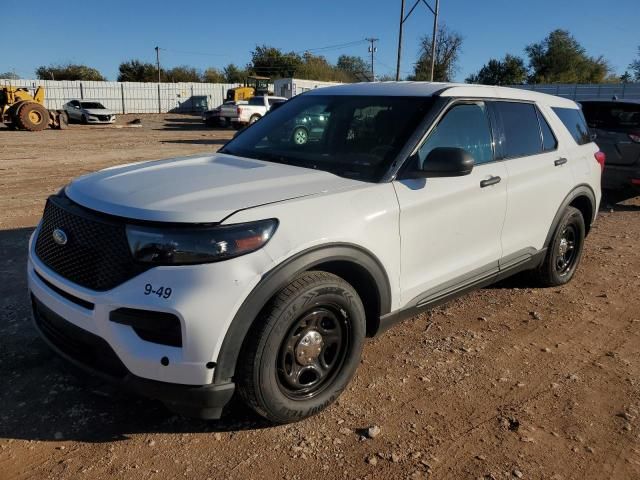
left=480, top=176, right=501, bottom=188
left=554, top=157, right=568, bottom=166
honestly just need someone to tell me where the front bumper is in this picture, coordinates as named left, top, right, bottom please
left=27, top=226, right=274, bottom=417
left=31, top=296, right=234, bottom=418
left=86, top=116, right=116, bottom=124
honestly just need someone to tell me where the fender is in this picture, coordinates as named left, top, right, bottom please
left=213, top=243, right=392, bottom=383
left=543, top=184, right=596, bottom=249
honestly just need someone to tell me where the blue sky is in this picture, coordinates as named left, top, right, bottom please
left=2, top=0, right=638, bottom=81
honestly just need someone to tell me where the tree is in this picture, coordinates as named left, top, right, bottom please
left=336, top=55, right=370, bottom=81
left=0, top=71, right=20, bottom=80
left=203, top=67, right=225, bottom=83
left=620, top=71, right=633, bottom=83
left=526, top=29, right=610, bottom=83
left=295, top=52, right=351, bottom=82
left=466, top=54, right=527, bottom=85
left=411, top=25, right=463, bottom=82
left=249, top=45, right=302, bottom=78
left=165, top=66, right=201, bottom=82
left=117, top=60, right=160, bottom=82
left=223, top=63, right=248, bottom=83
left=36, top=63, right=105, bottom=81
left=629, top=46, right=640, bottom=82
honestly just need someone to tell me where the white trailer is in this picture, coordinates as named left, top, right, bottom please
left=273, top=78, right=343, bottom=99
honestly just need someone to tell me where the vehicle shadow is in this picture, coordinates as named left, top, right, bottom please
left=156, top=116, right=230, bottom=132
left=601, top=190, right=640, bottom=211
left=0, top=226, right=273, bottom=444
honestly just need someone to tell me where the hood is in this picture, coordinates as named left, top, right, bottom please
left=84, top=108, right=113, bottom=115
left=65, top=153, right=364, bottom=223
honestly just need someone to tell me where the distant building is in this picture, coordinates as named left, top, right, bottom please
left=274, top=78, right=343, bottom=99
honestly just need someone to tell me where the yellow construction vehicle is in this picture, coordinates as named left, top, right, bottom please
left=0, top=86, right=68, bottom=131
left=225, top=76, right=271, bottom=103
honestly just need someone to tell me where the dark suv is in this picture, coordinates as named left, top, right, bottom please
left=580, top=99, right=640, bottom=192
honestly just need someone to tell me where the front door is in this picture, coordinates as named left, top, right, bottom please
left=393, top=101, right=508, bottom=306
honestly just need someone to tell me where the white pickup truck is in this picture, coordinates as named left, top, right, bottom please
left=226, top=95, right=287, bottom=128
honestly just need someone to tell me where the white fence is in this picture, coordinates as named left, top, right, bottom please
left=511, top=83, right=640, bottom=101
left=0, top=79, right=242, bottom=113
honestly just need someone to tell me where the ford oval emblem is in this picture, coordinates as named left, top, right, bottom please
left=52, top=228, right=68, bottom=246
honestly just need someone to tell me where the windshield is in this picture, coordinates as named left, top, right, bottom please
left=81, top=102, right=106, bottom=109
left=221, top=94, right=434, bottom=182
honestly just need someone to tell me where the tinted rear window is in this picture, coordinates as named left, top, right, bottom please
left=552, top=107, right=591, bottom=145
left=495, top=102, right=542, bottom=158
left=581, top=101, right=640, bottom=130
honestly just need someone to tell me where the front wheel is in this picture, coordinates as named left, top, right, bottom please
left=249, top=114, right=261, bottom=124
left=237, top=271, right=366, bottom=423
left=535, top=206, right=585, bottom=286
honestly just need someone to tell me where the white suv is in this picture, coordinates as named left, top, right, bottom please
left=28, top=82, right=603, bottom=423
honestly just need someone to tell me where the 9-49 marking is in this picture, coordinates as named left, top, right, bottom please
left=144, top=283, right=172, bottom=299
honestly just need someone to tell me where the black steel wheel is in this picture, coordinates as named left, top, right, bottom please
left=238, top=271, right=366, bottom=424
left=536, top=206, right=585, bottom=286
left=277, top=305, right=350, bottom=399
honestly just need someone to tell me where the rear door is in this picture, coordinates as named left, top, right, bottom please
left=492, top=101, right=574, bottom=262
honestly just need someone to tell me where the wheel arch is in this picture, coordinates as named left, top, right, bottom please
left=544, top=184, right=596, bottom=249
left=213, top=243, right=392, bottom=383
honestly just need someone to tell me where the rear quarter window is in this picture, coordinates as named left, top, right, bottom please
left=552, top=107, right=591, bottom=145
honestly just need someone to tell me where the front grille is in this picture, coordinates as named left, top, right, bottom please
left=32, top=296, right=128, bottom=378
left=34, top=194, right=150, bottom=291
left=97, top=115, right=110, bottom=121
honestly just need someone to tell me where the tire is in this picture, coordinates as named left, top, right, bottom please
left=237, top=271, right=366, bottom=424
left=535, top=206, right=585, bottom=286
left=15, top=102, right=49, bottom=131
left=249, top=114, right=261, bottom=124
left=57, top=111, right=69, bottom=130
left=292, top=126, right=309, bottom=145
left=81, top=114, right=88, bottom=124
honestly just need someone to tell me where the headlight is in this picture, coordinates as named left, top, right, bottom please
left=126, top=219, right=278, bottom=265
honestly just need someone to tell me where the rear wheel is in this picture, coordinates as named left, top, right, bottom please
left=16, top=102, right=49, bottom=131
left=237, top=271, right=366, bottom=423
left=535, top=206, right=585, bottom=286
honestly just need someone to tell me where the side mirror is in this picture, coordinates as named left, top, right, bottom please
left=408, top=147, right=475, bottom=178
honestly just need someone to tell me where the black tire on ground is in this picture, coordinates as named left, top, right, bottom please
left=249, top=114, right=261, bottom=124
left=535, top=206, right=585, bottom=287
left=81, top=114, right=88, bottom=124
left=15, top=102, right=49, bottom=131
left=237, top=271, right=366, bottom=424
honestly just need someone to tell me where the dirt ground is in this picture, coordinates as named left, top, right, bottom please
left=1, top=115, right=639, bottom=480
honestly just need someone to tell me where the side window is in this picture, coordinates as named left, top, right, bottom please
left=536, top=108, right=557, bottom=152
left=418, top=102, right=493, bottom=165
left=495, top=102, right=542, bottom=158
left=552, top=107, right=591, bottom=145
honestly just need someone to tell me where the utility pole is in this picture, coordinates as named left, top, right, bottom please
left=395, top=0, right=405, bottom=81
left=396, top=0, right=441, bottom=81
left=429, top=0, right=440, bottom=82
left=366, top=37, right=378, bottom=82
left=155, top=46, right=161, bottom=113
